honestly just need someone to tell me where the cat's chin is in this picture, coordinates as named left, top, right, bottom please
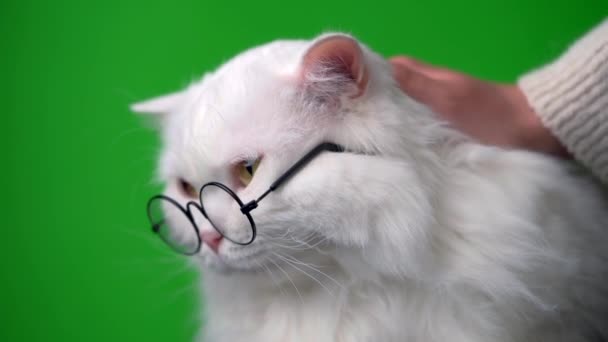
left=197, top=251, right=267, bottom=275
left=201, top=261, right=266, bottom=276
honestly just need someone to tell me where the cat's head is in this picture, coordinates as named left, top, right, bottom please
left=133, top=34, right=443, bottom=273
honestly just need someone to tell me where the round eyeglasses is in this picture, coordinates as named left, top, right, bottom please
left=147, top=142, right=345, bottom=255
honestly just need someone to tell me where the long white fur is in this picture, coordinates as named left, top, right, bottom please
left=134, top=34, right=608, bottom=342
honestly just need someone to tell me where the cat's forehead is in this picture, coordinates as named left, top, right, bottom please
left=186, top=41, right=309, bottom=121
left=161, top=40, right=312, bottom=180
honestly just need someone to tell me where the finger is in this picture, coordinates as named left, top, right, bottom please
left=390, top=56, right=464, bottom=82
left=391, top=59, right=447, bottom=106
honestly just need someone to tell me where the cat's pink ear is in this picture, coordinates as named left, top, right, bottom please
left=300, top=35, right=369, bottom=102
left=130, top=91, right=185, bottom=115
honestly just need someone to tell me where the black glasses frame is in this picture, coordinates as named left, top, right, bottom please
left=147, top=142, right=345, bottom=254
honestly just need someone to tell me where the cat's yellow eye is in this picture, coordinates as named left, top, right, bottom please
left=238, top=159, right=260, bottom=186
left=178, top=178, right=198, bottom=198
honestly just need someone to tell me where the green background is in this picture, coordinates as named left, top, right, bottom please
left=1, top=1, right=605, bottom=341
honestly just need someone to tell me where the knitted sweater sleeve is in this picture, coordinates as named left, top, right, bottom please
left=518, top=18, right=608, bottom=184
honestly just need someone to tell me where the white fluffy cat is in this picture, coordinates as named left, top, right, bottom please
left=133, top=34, right=608, bottom=341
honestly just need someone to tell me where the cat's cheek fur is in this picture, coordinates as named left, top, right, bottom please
left=280, top=153, right=440, bottom=279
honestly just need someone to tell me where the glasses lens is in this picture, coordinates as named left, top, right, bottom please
left=200, top=184, right=254, bottom=245
left=148, top=196, right=200, bottom=254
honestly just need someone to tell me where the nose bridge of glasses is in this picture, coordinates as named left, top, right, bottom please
left=185, top=201, right=207, bottom=224
left=186, top=201, right=223, bottom=244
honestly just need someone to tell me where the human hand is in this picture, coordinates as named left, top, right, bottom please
left=390, top=56, right=569, bottom=157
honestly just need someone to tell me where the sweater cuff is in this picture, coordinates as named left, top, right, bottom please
left=518, top=19, right=608, bottom=184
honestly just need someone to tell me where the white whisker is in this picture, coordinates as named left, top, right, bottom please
left=153, top=261, right=196, bottom=289
left=267, top=240, right=319, bottom=251
left=268, top=258, right=303, bottom=304
left=165, top=279, right=198, bottom=304
left=272, top=252, right=336, bottom=297
left=287, top=234, right=329, bottom=250
left=276, top=252, right=343, bottom=289
left=255, top=258, right=287, bottom=299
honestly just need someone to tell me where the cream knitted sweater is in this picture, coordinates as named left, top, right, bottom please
left=519, top=18, right=608, bottom=184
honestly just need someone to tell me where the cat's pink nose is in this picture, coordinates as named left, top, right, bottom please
left=201, top=231, right=223, bottom=254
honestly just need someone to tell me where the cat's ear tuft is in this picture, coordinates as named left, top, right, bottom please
left=300, top=34, right=369, bottom=104
left=130, top=91, right=185, bottom=115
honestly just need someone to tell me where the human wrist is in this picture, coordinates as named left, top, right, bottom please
left=502, top=84, right=570, bottom=157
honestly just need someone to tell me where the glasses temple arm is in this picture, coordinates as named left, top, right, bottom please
left=255, top=142, right=344, bottom=203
